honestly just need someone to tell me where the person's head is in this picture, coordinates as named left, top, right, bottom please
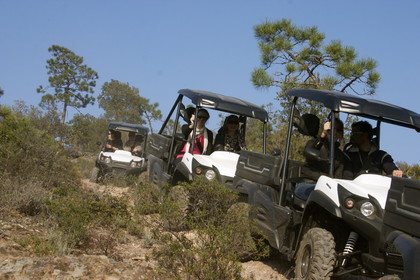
left=225, top=115, right=240, bottom=133
left=196, top=108, right=209, bottom=128
left=351, top=121, right=373, bottom=145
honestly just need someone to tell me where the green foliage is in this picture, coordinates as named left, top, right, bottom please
left=98, top=79, right=162, bottom=132
left=46, top=188, right=131, bottom=248
left=46, top=192, right=92, bottom=246
left=0, top=107, right=134, bottom=254
left=37, top=45, right=99, bottom=124
left=147, top=178, right=269, bottom=279
left=14, top=235, right=61, bottom=256
left=68, top=114, right=108, bottom=153
left=397, top=162, right=420, bottom=180
left=72, top=155, right=96, bottom=179
left=0, top=106, right=79, bottom=186
left=134, top=181, right=163, bottom=215
left=88, top=195, right=132, bottom=228
left=11, top=100, right=68, bottom=145
left=252, top=18, right=380, bottom=119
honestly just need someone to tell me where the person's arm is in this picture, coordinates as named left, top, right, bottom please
left=313, top=122, right=330, bottom=149
left=214, top=132, right=224, bottom=146
left=380, top=151, right=403, bottom=177
left=182, top=125, right=193, bottom=139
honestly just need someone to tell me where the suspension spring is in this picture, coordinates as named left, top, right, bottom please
left=343, top=231, right=359, bottom=255
left=341, top=231, right=359, bottom=266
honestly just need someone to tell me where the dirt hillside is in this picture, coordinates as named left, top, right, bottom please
left=0, top=179, right=292, bottom=279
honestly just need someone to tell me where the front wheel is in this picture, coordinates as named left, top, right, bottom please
left=295, top=227, right=336, bottom=280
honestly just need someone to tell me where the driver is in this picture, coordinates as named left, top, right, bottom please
left=104, top=130, right=123, bottom=152
left=343, top=121, right=403, bottom=178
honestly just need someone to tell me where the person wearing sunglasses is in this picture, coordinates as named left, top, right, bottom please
left=343, top=120, right=403, bottom=178
left=176, top=108, right=213, bottom=159
left=214, top=115, right=246, bottom=153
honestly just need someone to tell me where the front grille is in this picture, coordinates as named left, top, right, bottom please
left=112, top=161, right=130, bottom=168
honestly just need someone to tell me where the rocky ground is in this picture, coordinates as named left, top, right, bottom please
left=0, top=179, right=292, bottom=279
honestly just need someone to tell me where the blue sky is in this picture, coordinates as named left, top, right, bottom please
left=1, top=0, right=419, bottom=164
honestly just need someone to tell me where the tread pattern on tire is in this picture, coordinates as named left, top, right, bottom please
left=295, top=227, right=336, bottom=280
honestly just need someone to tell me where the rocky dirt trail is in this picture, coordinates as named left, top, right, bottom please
left=0, top=179, right=292, bottom=279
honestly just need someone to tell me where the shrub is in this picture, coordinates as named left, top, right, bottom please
left=46, top=188, right=132, bottom=249
left=0, top=107, right=80, bottom=217
left=148, top=178, right=269, bottom=279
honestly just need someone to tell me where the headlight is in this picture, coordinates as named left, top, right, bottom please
left=204, top=169, right=216, bottom=180
left=130, top=161, right=137, bottom=168
left=104, top=157, right=111, bottom=164
left=360, top=201, right=375, bottom=217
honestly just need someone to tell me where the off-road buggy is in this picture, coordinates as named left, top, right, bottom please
left=145, top=88, right=269, bottom=189
left=90, top=122, right=149, bottom=183
left=232, top=89, right=420, bottom=279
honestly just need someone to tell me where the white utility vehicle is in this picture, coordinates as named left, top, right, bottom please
left=91, top=122, right=149, bottom=183
left=146, top=88, right=269, bottom=188
left=233, top=89, right=420, bottom=279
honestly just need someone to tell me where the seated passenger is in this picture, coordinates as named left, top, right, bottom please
left=214, top=115, right=246, bottom=152
left=104, top=130, right=123, bottom=152
left=124, top=132, right=143, bottom=155
left=343, top=121, right=403, bottom=179
left=176, top=109, right=213, bottom=161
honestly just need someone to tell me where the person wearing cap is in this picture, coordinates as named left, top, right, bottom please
left=343, top=121, right=403, bottom=179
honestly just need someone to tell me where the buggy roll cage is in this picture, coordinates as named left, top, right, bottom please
left=108, top=122, right=149, bottom=134
left=158, top=89, right=269, bottom=172
left=278, top=88, right=420, bottom=205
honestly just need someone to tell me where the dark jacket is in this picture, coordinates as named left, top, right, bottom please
left=344, top=143, right=398, bottom=178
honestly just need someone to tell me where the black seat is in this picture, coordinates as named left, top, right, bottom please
left=291, top=112, right=321, bottom=208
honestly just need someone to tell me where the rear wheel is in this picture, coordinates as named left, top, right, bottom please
left=295, top=227, right=336, bottom=280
